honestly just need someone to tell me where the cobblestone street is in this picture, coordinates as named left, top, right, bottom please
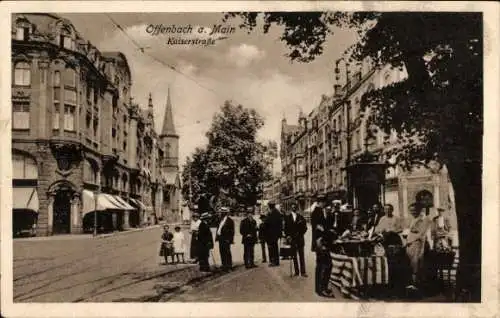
left=14, top=220, right=344, bottom=302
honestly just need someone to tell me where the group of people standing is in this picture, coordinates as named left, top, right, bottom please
left=310, top=193, right=454, bottom=297
left=175, top=201, right=310, bottom=275
left=161, top=194, right=453, bottom=299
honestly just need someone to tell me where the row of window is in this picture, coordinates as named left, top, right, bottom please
left=14, top=62, right=129, bottom=106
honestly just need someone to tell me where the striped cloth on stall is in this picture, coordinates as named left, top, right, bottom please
left=330, top=253, right=389, bottom=299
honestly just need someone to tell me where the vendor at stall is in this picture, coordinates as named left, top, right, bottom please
left=347, top=207, right=365, bottom=233
left=374, top=204, right=403, bottom=235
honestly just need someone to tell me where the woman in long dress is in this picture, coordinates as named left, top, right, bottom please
left=189, top=212, right=201, bottom=263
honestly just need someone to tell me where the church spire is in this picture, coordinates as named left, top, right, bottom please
left=160, top=85, right=177, bottom=137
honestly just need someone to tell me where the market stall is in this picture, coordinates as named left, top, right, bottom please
left=329, top=231, right=391, bottom=299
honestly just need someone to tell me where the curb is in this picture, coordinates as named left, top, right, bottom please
left=96, top=222, right=189, bottom=239
left=14, top=222, right=190, bottom=242
left=95, top=224, right=163, bottom=239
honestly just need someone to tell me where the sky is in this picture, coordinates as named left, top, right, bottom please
left=63, top=13, right=361, bottom=173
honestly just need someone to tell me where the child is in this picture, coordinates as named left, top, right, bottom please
left=160, top=225, right=175, bottom=264
left=173, top=226, right=186, bottom=263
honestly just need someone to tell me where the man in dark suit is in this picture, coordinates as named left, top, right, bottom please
left=264, top=201, right=283, bottom=266
left=197, top=212, right=214, bottom=272
left=240, top=206, right=258, bottom=268
left=284, top=202, right=308, bottom=277
left=310, top=194, right=335, bottom=297
left=215, top=207, right=234, bottom=271
left=310, top=195, right=329, bottom=252
left=315, top=223, right=335, bottom=298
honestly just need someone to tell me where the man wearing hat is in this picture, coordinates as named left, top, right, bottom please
left=240, top=206, right=258, bottom=268
left=197, top=212, right=214, bottom=272
left=215, top=207, right=235, bottom=271
left=310, top=194, right=330, bottom=252
left=310, top=194, right=334, bottom=297
left=284, top=202, right=308, bottom=277
left=264, top=201, right=283, bottom=266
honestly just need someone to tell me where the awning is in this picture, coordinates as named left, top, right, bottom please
left=101, top=194, right=129, bottom=210
left=114, top=195, right=135, bottom=210
left=132, top=198, right=147, bottom=210
left=13, top=187, right=39, bottom=212
left=82, top=190, right=123, bottom=215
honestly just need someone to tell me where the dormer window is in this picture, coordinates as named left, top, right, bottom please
left=58, top=24, right=75, bottom=50
left=16, top=25, right=30, bottom=41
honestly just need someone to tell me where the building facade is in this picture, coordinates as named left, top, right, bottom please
left=280, top=56, right=457, bottom=227
left=11, top=13, right=180, bottom=236
left=260, top=175, right=281, bottom=212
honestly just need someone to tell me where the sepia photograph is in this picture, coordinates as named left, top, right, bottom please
left=1, top=1, right=499, bottom=317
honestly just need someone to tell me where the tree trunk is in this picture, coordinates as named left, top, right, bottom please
left=446, top=160, right=482, bottom=302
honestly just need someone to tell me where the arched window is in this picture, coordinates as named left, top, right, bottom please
left=14, top=62, right=31, bottom=86
left=12, top=152, right=37, bottom=179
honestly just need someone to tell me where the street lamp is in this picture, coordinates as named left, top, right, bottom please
left=334, top=56, right=354, bottom=205
left=93, top=173, right=101, bottom=237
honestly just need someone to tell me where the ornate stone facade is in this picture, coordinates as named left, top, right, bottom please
left=280, top=58, right=457, bottom=228
left=11, top=13, right=180, bottom=236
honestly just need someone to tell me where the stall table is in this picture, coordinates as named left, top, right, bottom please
left=330, top=239, right=389, bottom=299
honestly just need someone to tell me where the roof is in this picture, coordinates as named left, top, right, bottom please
left=160, top=86, right=177, bottom=137
left=282, top=123, right=300, bottom=135
left=100, top=51, right=132, bottom=80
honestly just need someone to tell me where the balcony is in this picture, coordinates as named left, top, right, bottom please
left=294, top=152, right=305, bottom=159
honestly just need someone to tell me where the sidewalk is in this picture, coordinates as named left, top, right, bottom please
left=14, top=222, right=189, bottom=242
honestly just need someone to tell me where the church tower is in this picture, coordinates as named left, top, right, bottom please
left=159, top=86, right=180, bottom=221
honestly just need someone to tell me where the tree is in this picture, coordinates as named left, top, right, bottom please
left=181, top=147, right=209, bottom=208
left=224, top=12, right=483, bottom=301
left=181, top=101, right=272, bottom=211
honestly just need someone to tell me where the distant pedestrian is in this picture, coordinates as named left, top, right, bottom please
left=215, top=207, right=235, bottom=271
left=173, top=226, right=186, bottom=263
left=265, top=201, right=283, bottom=266
left=197, top=213, right=214, bottom=272
left=159, top=225, right=175, bottom=265
left=284, top=202, right=308, bottom=277
left=189, top=211, right=201, bottom=263
left=240, top=207, right=258, bottom=269
left=258, top=214, right=268, bottom=263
